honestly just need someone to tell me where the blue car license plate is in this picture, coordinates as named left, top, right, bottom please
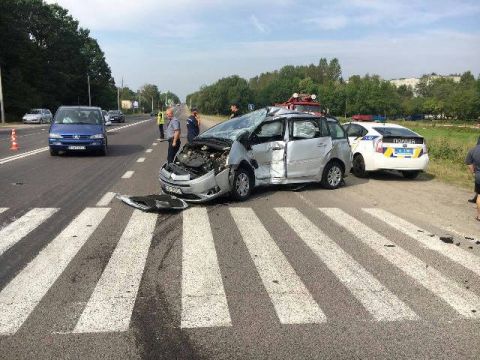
left=395, top=148, right=413, bottom=155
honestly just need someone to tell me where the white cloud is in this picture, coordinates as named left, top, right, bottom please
left=249, top=15, right=270, bottom=34
left=304, top=16, right=348, bottom=30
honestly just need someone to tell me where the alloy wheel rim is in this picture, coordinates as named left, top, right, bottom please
left=328, top=166, right=342, bottom=186
left=236, top=173, right=249, bottom=196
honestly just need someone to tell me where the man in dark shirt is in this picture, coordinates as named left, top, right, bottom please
left=465, top=136, right=480, bottom=220
left=186, top=107, right=200, bottom=143
left=229, top=103, right=241, bottom=119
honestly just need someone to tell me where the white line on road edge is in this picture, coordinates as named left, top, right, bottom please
left=321, top=208, right=480, bottom=319
left=364, top=208, right=480, bottom=277
left=0, top=118, right=154, bottom=165
left=121, top=171, right=134, bottom=179
left=136, top=157, right=145, bottom=163
left=0, top=208, right=59, bottom=257
left=0, top=147, right=49, bottom=165
left=74, top=210, right=157, bottom=333
left=0, top=207, right=110, bottom=335
left=276, top=208, right=417, bottom=322
left=145, top=149, right=153, bottom=153
left=96, top=192, right=116, bottom=207
left=181, top=208, right=231, bottom=328
left=0, top=208, right=7, bottom=215
left=231, top=208, right=326, bottom=324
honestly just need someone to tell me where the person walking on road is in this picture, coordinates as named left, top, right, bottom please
left=166, top=107, right=181, bottom=163
left=465, top=136, right=480, bottom=220
left=186, top=107, right=200, bottom=143
left=157, top=111, right=165, bottom=140
left=229, top=102, right=241, bottom=119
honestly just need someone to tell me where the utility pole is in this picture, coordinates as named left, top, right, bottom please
left=117, top=86, right=120, bottom=110
left=87, top=75, right=91, bottom=106
left=0, top=65, right=5, bottom=124
left=151, top=96, right=154, bottom=113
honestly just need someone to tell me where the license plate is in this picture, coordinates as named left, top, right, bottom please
left=165, top=185, right=182, bottom=195
left=395, top=148, right=413, bottom=155
left=68, top=146, right=86, bottom=150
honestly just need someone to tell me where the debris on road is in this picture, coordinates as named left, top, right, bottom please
left=117, top=194, right=188, bottom=212
left=439, top=235, right=454, bottom=244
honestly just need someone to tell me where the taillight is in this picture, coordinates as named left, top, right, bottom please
left=375, top=139, right=383, bottom=153
left=423, top=139, right=428, bottom=154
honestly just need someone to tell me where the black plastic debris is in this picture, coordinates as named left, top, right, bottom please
left=117, top=194, right=188, bottom=212
left=439, top=236, right=454, bottom=244
left=384, top=244, right=396, bottom=248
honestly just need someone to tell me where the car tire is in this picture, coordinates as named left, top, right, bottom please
left=321, top=161, right=344, bottom=190
left=401, top=170, right=420, bottom=179
left=231, top=167, right=252, bottom=201
left=352, top=154, right=368, bottom=178
left=98, top=142, right=107, bottom=156
left=50, top=148, right=58, bottom=156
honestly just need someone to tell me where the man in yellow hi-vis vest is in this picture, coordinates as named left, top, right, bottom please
left=157, top=111, right=165, bottom=139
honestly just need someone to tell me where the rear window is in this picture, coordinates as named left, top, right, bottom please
left=373, top=127, right=419, bottom=137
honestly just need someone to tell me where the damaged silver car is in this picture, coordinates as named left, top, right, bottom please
left=159, top=107, right=352, bottom=202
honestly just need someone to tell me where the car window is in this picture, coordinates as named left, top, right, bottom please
left=328, top=121, right=347, bottom=139
left=290, top=119, right=321, bottom=140
left=319, top=118, right=330, bottom=136
left=373, top=127, right=419, bottom=137
left=346, top=124, right=366, bottom=137
left=253, top=120, right=284, bottom=143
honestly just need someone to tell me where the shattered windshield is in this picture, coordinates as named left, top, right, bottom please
left=197, top=108, right=267, bottom=141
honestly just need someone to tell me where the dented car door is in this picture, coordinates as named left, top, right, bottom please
left=249, top=119, right=286, bottom=180
left=286, top=117, right=332, bottom=179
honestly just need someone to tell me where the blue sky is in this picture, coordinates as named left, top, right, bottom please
left=46, top=0, right=480, bottom=100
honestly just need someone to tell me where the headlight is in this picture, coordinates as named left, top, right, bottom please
left=49, top=133, right=62, bottom=139
left=90, top=134, right=104, bottom=139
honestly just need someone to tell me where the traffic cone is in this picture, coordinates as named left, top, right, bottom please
left=10, top=129, right=19, bottom=151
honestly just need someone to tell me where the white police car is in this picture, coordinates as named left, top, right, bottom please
left=343, top=122, right=429, bottom=179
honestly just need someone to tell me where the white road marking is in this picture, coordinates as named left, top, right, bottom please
left=0, top=208, right=109, bottom=335
left=74, top=210, right=157, bottom=333
left=276, top=208, right=417, bottom=321
left=136, top=157, right=145, bottom=163
left=121, top=171, right=134, bottom=179
left=0, top=208, right=58, bottom=257
left=0, top=147, right=49, bottom=165
left=181, top=208, right=231, bottom=328
left=0, top=208, right=8, bottom=215
left=145, top=149, right=153, bottom=153
left=364, top=209, right=480, bottom=277
left=0, top=118, right=154, bottom=165
left=152, top=143, right=158, bottom=146
left=96, top=192, right=116, bottom=207
left=321, top=208, right=480, bottom=319
left=231, top=208, right=326, bottom=324
left=439, top=225, right=478, bottom=242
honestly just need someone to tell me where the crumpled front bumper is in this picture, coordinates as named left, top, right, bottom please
left=158, top=165, right=231, bottom=202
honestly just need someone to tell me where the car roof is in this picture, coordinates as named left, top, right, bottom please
left=59, top=106, right=102, bottom=110
left=267, top=106, right=336, bottom=121
left=346, top=121, right=407, bottom=129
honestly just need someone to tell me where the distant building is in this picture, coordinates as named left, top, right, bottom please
left=390, top=75, right=461, bottom=89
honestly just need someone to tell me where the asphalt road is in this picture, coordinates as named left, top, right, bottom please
left=0, top=105, right=479, bottom=359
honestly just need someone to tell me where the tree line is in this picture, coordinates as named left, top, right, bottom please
left=186, top=58, right=480, bottom=120
left=0, top=0, right=180, bottom=120
left=119, top=85, right=180, bottom=113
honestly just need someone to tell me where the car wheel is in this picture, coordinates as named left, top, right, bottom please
left=321, top=161, right=344, bottom=189
left=231, top=167, right=252, bottom=201
left=401, top=170, right=420, bottom=179
left=352, top=154, right=368, bottom=178
left=98, top=143, right=107, bottom=156
left=50, top=148, right=58, bottom=156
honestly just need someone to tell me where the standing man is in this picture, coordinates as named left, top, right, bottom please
left=186, top=107, right=200, bottom=143
left=229, top=102, right=241, bottom=119
left=165, top=107, right=181, bottom=163
left=465, top=136, right=480, bottom=220
left=157, top=110, right=165, bottom=140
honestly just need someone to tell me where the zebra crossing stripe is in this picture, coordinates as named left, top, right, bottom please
left=276, top=208, right=418, bottom=321
left=0, top=208, right=8, bottom=215
left=363, top=208, right=480, bottom=277
left=231, top=208, right=326, bottom=324
left=0, top=208, right=59, bottom=257
left=74, top=210, right=157, bottom=333
left=0, top=207, right=110, bottom=335
left=96, top=192, right=116, bottom=207
left=181, top=208, right=231, bottom=328
left=320, top=208, right=480, bottom=319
